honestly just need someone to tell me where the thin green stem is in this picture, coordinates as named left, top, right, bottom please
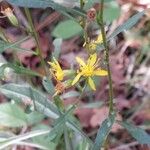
left=98, top=0, right=114, bottom=113
left=80, top=0, right=86, bottom=29
left=24, top=8, right=47, bottom=75
left=80, top=0, right=84, bottom=9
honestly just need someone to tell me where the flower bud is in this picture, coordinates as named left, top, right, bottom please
left=1, top=7, right=19, bottom=27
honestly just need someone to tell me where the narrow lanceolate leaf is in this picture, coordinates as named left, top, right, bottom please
left=0, top=63, right=42, bottom=79
left=67, top=120, right=94, bottom=147
left=0, top=83, right=59, bottom=119
left=0, top=37, right=34, bottom=54
left=7, top=0, right=86, bottom=17
left=92, top=113, right=116, bottom=150
left=52, top=38, right=62, bottom=59
left=47, top=106, right=76, bottom=139
left=7, top=0, right=52, bottom=8
left=108, top=10, right=145, bottom=41
left=0, top=141, right=48, bottom=150
left=119, top=121, right=150, bottom=145
left=42, top=77, right=55, bottom=95
left=0, top=129, right=50, bottom=150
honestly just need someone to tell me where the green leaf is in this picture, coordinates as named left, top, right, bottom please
left=92, top=112, right=116, bottom=150
left=42, top=77, right=55, bottom=95
left=84, top=0, right=113, bottom=10
left=0, top=129, right=50, bottom=150
left=108, top=10, right=145, bottom=41
left=0, top=103, right=27, bottom=127
left=81, top=101, right=104, bottom=109
left=67, top=120, right=94, bottom=147
left=52, top=20, right=83, bottom=39
left=32, top=106, right=76, bottom=149
left=0, top=83, right=60, bottom=119
left=76, top=139, right=90, bottom=150
left=7, top=0, right=86, bottom=18
left=7, top=0, right=52, bottom=8
left=119, top=121, right=150, bottom=145
left=26, top=111, right=45, bottom=125
left=61, top=91, right=80, bottom=99
left=104, top=1, right=120, bottom=22
left=0, top=131, right=49, bottom=150
left=0, top=37, right=35, bottom=54
left=52, top=38, right=62, bottom=59
left=0, top=63, right=42, bottom=79
left=54, top=105, right=75, bottom=126
left=32, top=124, right=57, bottom=150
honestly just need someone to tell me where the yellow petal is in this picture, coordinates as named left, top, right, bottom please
left=53, top=57, right=62, bottom=69
left=55, top=70, right=64, bottom=81
left=48, top=62, right=56, bottom=69
left=48, top=61, right=54, bottom=66
left=87, top=53, right=97, bottom=66
left=95, top=33, right=103, bottom=44
left=94, top=69, right=108, bottom=76
left=72, top=73, right=82, bottom=85
left=88, top=77, right=96, bottom=90
left=76, top=57, right=86, bottom=66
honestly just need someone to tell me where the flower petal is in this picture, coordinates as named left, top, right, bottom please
left=53, top=57, right=62, bottom=69
left=95, top=33, right=103, bottom=44
left=48, top=61, right=55, bottom=67
left=87, top=53, right=97, bottom=66
left=94, top=69, right=108, bottom=76
left=55, top=70, right=64, bottom=81
left=88, top=77, right=96, bottom=90
left=48, top=58, right=64, bottom=81
left=76, top=57, right=86, bottom=66
left=72, top=73, right=82, bottom=85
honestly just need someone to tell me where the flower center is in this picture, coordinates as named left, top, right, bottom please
left=81, top=65, right=94, bottom=77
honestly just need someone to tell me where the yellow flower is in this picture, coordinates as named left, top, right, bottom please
left=48, top=57, right=64, bottom=81
left=72, top=53, right=108, bottom=90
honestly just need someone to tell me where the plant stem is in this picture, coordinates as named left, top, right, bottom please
left=80, top=0, right=84, bottom=9
left=98, top=0, right=114, bottom=113
left=80, top=0, right=86, bottom=30
left=24, top=8, right=47, bottom=75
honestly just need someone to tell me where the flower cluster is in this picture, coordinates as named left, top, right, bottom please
left=48, top=32, right=108, bottom=95
left=48, top=53, right=108, bottom=95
